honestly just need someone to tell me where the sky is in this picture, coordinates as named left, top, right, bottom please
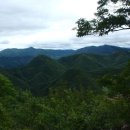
left=0, top=0, right=130, bottom=50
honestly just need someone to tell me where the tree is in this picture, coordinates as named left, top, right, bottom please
left=76, top=0, right=130, bottom=36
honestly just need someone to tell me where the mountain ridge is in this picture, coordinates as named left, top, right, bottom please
left=0, top=45, right=130, bottom=68
left=1, top=44, right=130, bottom=57
left=76, top=45, right=130, bottom=54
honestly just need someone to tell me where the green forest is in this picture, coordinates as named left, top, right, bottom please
left=0, top=53, right=130, bottom=130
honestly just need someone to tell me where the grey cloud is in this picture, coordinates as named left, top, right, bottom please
left=31, top=41, right=75, bottom=49
left=0, top=0, right=130, bottom=50
left=0, top=14, right=48, bottom=33
left=70, top=30, right=130, bottom=48
left=0, top=0, right=53, bottom=35
left=0, top=40, right=9, bottom=44
left=0, top=0, right=78, bottom=35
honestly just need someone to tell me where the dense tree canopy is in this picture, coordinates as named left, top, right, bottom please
left=1, top=61, right=130, bottom=130
left=76, top=0, right=130, bottom=36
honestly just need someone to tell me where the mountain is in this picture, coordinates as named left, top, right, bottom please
left=2, top=51, right=130, bottom=96
left=76, top=45, right=130, bottom=55
left=0, top=45, right=130, bottom=68
left=1, top=45, right=130, bottom=58
left=59, top=51, right=130, bottom=70
left=0, top=56, right=33, bottom=68
left=59, top=53, right=104, bottom=71
left=0, top=47, right=74, bottom=58
left=5, top=55, right=66, bottom=96
left=51, top=68, right=94, bottom=90
left=1, top=54, right=101, bottom=95
left=0, top=47, right=74, bottom=68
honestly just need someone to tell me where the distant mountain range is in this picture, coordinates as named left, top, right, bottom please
left=0, top=47, right=74, bottom=58
left=76, top=45, right=130, bottom=54
left=0, top=45, right=130, bottom=68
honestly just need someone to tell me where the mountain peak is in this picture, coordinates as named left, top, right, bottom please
left=26, top=47, right=35, bottom=50
left=76, top=44, right=130, bottom=55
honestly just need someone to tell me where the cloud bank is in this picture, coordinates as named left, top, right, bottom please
left=0, top=0, right=130, bottom=50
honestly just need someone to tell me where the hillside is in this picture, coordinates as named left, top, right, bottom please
left=1, top=63, right=130, bottom=130
left=59, top=54, right=104, bottom=70
left=5, top=55, right=66, bottom=95
left=1, top=51, right=130, bottom=96
left=59, top=51, right=130, bottom=70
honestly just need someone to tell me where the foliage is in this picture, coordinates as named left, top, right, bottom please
left=4, top=51, right=130, bottom=96
left=76, top=0, right=130, bottom=36
left=99, top=61, right=130, bottom=98
left=0, top=60, right=130, bottom=129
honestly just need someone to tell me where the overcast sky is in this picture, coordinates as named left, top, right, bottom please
left=0, top=0, right=130, bottom=50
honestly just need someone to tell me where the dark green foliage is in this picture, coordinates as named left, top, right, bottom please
left=52, top=69, right=92, bottom=90
left=76, top=0, right=130, bottom=36
left=0, top=48, right=130, bottom=129
left=0, top=74, right=17, bottom=130
left=0, top=74, right=17, bottom=100
left=99, top=61, right=130, bottom=98
left=0, top=62, right=130, bottom=129
left=59, top=52, right=130, bottom=77
left=59, top=54, right=103, bottom=70
left=23, top=55, right=65, bottom=95
left=6, top=55, right=66, bottom=96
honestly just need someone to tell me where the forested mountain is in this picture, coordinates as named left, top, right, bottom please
left=0, top=56, right=33, bottom=68
left=0, top=45, right=130, bottom=68
left=3, top=55, right=66, bottom=95
left=1, top=51, right=130, bottom=96
left=0, top=47, right=74, bottom=68
left=76, top=45, right=130, bottom=54
left=0, top=45, right=130, bottom=128
left=0, top=60, right=130, bottom=130
left=60, top=51, right=130, bottom=70
left=0, top=47, right=74, bottom=58
left=0, top=46, right=130, bottom=129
